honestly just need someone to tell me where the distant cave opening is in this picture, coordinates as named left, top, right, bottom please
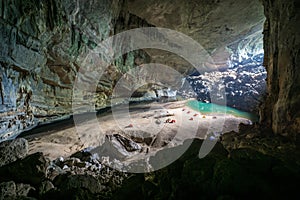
left=183, top=31, right=266, bottom=114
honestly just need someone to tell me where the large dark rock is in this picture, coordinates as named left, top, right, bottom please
left=0, top=138, right=28, bottom=167
left=38, top=180, right=54, bottom=196
left=91, top=134, right=142, bottom=161
left=70, top=150, right=92, bottom=162
left=229, top=148, right=274, bottom=174
left=111, top=174, right=146, bottom=200
left=112, top=138, right=300, bottom=199
left=53, top=174, right=104, bottom=194
left=43, top=174, right=105, bottom=199
left=0, top=152, right=48, bottom=186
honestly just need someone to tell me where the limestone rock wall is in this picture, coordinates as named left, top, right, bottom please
left=0, top=0, right=152, bottom=140
left=261, top=0, right=300, bottom=138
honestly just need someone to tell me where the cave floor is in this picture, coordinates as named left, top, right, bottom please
left=5, top=101, right=300, bottom=199
left=23, top=100, right=251, bottom=161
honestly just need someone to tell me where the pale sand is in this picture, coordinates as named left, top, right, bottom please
left=26, top=100, right=251, bottom=160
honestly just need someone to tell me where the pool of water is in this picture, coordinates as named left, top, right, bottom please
left=186, top=100, right=259, bottom=122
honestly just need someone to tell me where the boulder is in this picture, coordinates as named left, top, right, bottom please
left=53, top=174, right=105, bottom=194
left=91, top=134, right=142, bottom=160
left=0, top=152, right=48, bottom=186
left=70, top=150, right=92, bottom=162
left=38, top=180, right=54, bottom=196
left=0, top=138, right=28, bottom=167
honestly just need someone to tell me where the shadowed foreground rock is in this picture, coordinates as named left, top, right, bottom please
left=0, top=136, right=299, bottom=199
left=0, top=138, right=28, bottom=167
left=111, top=138, right=300, bottom=200
left=0, top=152, right=48, bottom=186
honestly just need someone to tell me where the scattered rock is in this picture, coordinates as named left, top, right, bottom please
left=38, top=180, right=54, bottom=196
left=63, top=157, right=82, bottom=168
left=70, top=150, right=92, bottom=162
left=113, top=134, right=142, bottom=152
left=0, top=138, right=28, bottom=167
left=0, top=181, right=16, bottom=200
left=46, top=162, right=66, bottom=181
left=154, top=112, right=175, bottom=119
left=125, top=130, right=153, bottom=146
left=15, top=183, right=35, bottom=197
left=91, top=134, right=142, bottom=160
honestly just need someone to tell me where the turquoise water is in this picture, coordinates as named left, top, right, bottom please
left=186, top=100, right=259, bottom=122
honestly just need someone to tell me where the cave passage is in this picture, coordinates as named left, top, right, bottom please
left=184, top=37, right=266, bottom=113
left=0, top=0, right=300, bottom=199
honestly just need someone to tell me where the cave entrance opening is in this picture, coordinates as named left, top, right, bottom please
left=186, top=31, right=266, bottom=115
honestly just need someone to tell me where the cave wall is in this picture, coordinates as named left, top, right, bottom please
left=0, top=0, right=152, bottom=140
left=261, top=0, right=300, bottom=138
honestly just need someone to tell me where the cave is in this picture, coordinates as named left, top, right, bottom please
left=0, top=0, right=299, bottom=199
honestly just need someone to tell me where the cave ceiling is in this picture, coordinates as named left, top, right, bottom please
left=125, top=0, right=265, bottom=70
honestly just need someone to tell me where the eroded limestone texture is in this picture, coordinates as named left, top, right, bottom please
left=260, top=0, right=300, bottom=138
left=0, top=0, right=152, bottom=140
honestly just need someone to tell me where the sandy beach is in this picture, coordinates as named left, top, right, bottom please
left=24, top=100, right=251, bottom=161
